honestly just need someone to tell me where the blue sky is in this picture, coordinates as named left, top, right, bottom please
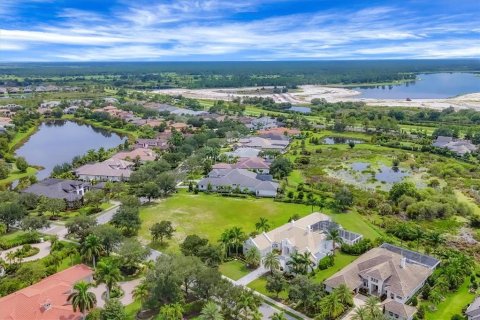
left=0, top=0, right=479, bottom=61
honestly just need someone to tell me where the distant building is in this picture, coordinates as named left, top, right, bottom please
left=433, top=136, right=477, bottom=155
left=224, top=147, right=262, bottom=158
left=198, top=168, right=279, bottom=197
left=75, top=158, right=133, bottom=182
left=22, top=178, right=91, bottom=206
left=246, top=116, right=280, bottom=130
left=236, top=136, right=289, bottom=152
left=0, top=264, right=93, bottom=320
left=111, top=148, right=157, bottom=162
left=212, top=157, right=271, bottom=173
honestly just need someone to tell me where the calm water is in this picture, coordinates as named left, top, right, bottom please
left=16, top=121, right=126, bottom=179
left=375, top=165, right=409, bottom=183
left=288, top=106, right=311, bottom=114
left=354, top=73, right=480, bottom=99
left=324, top=137, right=364, bottom=145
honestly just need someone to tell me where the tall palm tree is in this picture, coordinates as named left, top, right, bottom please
left=67, top=281, right=97, bottom=319
left=255, top=217, right=271, bottom=232
left=326, top=228, right=343, bottom=254
left=364, top=296, right=382, bottom=318
left=351, top=306, right=369, bottom=320
left=263, top=251, right=280, bottom=274
left=335, top=284, right=354, bottom=307
left=95, top=260, right=122, bottom=300
left=319, top=291, right=345, bottom=319
left=286, top=252, right=314, bottom=275
left=132, top=280, right=150, bottom=305
left=199, top=301, right=223, bottom=320
left=229, top=227, right=246, bottom=256
left=219, top=229, right=233, bottom=257
left=81, top=234, right=104, bottom=268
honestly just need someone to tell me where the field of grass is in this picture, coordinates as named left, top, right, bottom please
left=328, top=211, right=385, bottom=240
left=0, top=166, right=37, bottom=186
left=125, top=299, right=142, bottom=320
left=425, top=278, right=475, bottom=320
left=139, top=190, right=312, bottom=251
left=219, top=260, right=251, bottom=280
left=311, top=252, right=359, bottom=283
left=248, top=275, right=289, bottom=300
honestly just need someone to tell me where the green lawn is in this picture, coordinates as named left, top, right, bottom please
left=425, top=278, right=475, bottom=320
left=0, top=166, right=37, bottom=186
left=328, top=211, right=385, bottom=240
left=248, top=275, right=289, bottom=300
left=125, top=299, right=142, bottom=320
left=0, top=230, right=32, bottom=248
left=219, top=260, right=251, bottom=280
left=311, top=252, right=359, bottom=283
left=139, top=191, right=312, bottom=250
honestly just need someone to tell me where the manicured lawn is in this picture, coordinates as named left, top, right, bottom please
left=425, top=278, right=475, bottom=320
left=139, top=191, right=311, bottom=250
left=0, top=230, right=32, bottom=248
left=0, top=166, right=37, bottom=186
left=219, top=260, right=251, bottom=280
left=311, top=252, right=359, bottom=283
left=248, top=275, right=289, bottom=300
left=328, top=211, right=385, bottom=240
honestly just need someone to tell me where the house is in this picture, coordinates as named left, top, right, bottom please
left=22, top=178, right=91, bottom=206
left=111, top=148, right=156, bottom=162
left=236, top=137, right=289, bottom=152
left=244, top=212, right=362, bottom=271
left=225, top=147, right=262, bottom=158
left=257, top=127, right=301, bottom=137
left=0, top=264, right=93, bottom=320
left=197, top=168, right=279, bottom=197
left=467, top=296, right=480, bottom=320
left=324, top=243, right=440, bottom=320
left=246, top=116, right=280, bottom=130
left=135, top=137, right=169, bottom=150
left=212, top=157, right=271, bottom=173
left=74, top=158, right=133, bottom=182
left=169, top=122, right=190, bottom=131
left=433, top=136, right=477, bottom=155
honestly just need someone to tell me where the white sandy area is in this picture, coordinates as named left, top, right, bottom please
left=154, top=85, right=480, bottom=111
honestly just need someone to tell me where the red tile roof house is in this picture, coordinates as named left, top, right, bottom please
left=0, top=264, right=93, bottom=320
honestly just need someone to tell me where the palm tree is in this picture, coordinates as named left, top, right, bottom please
left=351, top=306, right=369, bottom=320
left=426, top=232, right=444, bottom=253
left=81, top=234, right=103, bottom=268
left=319, top=291, right=345, bottom=319
left=199, top=301, right=223, bottom=320
left=270, top=312, right=287, bottom=320
left=245, top=247, right=261, bottom=268
left=263, top=251, right=280, bottom=274
left=158, top=303, right=183, bottom=320
left=219, top=229, right=233, bottom=257
left=326, top=227, right=343, bottom=254
left=229, top=227, right=246, bottom=256
left=364, top=296, right=382, bottom=318
left=132, top=280, right=150, bottom=305
left=255, top=217, right=271, bottom=232
left=67, top=281, right=97, bottom=319
left=95, top=259, right=122, bottom=300
left=335, top=284, right=354, bottom=307
left=286, top=252, right=314, bottom=275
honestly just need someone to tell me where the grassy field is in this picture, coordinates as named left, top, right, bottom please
left=219, top=260, right=251, bottom=280
left=425, top=277, right=475, bottom=320
left=139, top=190, right=312, bottom=250
left=328, top=211, right=385, bottom=240
left=311, top=252, right=359, bottom=283
left=0, top=166, right=37, bottom=186
left=125, top=299, right=142, bottom=320
left=248, top=275, right=289, bottom=300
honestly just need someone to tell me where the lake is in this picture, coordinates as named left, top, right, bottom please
left=16, top=121, right=126, bottom=179
left=354, top=73, right=480, bottom=99
left=324, top=137, right=364, bottom=145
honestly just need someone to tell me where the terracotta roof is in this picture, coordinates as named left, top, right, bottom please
left=0, top=264, right=93, bottom=320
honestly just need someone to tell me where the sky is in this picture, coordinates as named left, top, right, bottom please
left=0, top=0, right=479, bottom=61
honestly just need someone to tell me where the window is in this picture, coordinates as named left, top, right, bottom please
left=371, top=277, right=378, bottom=283
left=390, top=293, right=394, bottom=299
left=396, top=295, right=402, bottom=300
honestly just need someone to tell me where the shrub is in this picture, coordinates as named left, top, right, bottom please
left=341, top=239, right=373, bottom=255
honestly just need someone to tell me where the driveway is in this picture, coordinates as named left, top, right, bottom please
left=342, top=294, right=367, bottom=320
left=92, top=278, right=142, bottom=308
left=0, top=240, right=51, bottom=262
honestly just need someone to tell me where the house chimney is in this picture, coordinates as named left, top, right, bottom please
left=400, top=257, right=406, bottom=268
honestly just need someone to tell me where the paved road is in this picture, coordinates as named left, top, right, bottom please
left=41, top=203, right=120, bottom=239
left=0, top=241, right=51, bottom=262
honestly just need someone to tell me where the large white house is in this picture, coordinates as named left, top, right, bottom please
left=243, top=212, right=362, bottom=271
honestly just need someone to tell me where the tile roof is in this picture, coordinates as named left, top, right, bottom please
left=0, top=264, right=92, bottom=320
left=22, top=178, right=90, bottom=202
left=75, top=158, right=133, bottom=178
left=111, top=148, right=156, bottom=162
left=199, top=168, right=278, bottom=192
left=383, top=300, right=417, bottom=319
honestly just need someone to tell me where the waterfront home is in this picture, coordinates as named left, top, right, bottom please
left=111, top=148, right=156, bottom=162
left=246, top=116, right=280, bottom=130
left=224, top=147, right=262, bottom=159
left=0, top=264, right=93, bottom=320
left=135, top=137, right=170, bottom=150
left=198, top=168, right=279, bottom=197
left=22, top=178, right=91, bottom=207
left=75, top=158, right=133, bottom=182
left=433, top=136, right=477, bottom=155
left=324, top=243, right=440, bottom=320
left=257, top=127, right=301, bottom=138
left=244, top=212, right=362, bottom=271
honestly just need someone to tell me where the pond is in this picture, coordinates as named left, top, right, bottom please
left=288, top=106, right=311, bottom=114
left=16, top=121, right=126, bottom=179
left=324, top=137, right=364, bottom=145
left=353, top=73, right=480, bottom=99
left=374, top=165, right=410, bottom=184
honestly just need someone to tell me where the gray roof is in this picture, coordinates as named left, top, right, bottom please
left=75, top=158, right=133, bottom=178
left=433, top=136, right=477, bottom=155
left=225, top=147, right=261, bottom=158
left=466, top=296, right=480, bottom=319
left=22, top=178, right=90, bottom=202
left=198, top=168, right=278, bottom=191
